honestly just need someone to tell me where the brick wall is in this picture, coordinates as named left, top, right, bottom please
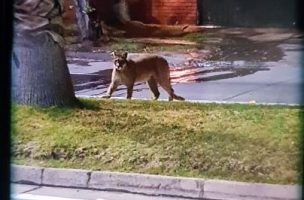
left=62, top=0, right=198, bottom=27
left=90, top=0, right=198, bottom=25
left=145, top=0, right=197, bottom=24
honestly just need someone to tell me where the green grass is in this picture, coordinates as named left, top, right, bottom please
left=181, top=32, right=207, bottom=43
left=12, top=99, right=302, bottom=184
left=102, top=32, right=208, bottom=53
left=105, top=39, right=192, bottom=53
left=107, top=40, right=146, bottom=52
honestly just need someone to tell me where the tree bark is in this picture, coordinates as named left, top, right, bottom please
left=12, top=32, right=78, bottom=107
left=113, top=0, right=130, bottom=24
left=73, top=0, right=89, bottom=40
left=12, top=0, right=79, bottom=107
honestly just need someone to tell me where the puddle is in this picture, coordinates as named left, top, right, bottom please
left=170, top=60, right=270, bottom=83
left=210, top=35, right=285, bottom=62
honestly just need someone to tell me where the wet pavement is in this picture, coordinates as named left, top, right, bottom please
left=67, top=28, right=304, bottom=105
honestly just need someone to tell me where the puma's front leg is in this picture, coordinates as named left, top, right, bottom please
left=126, top=83, right=134, bottom=99
left=102, top=81, right=118, bottom=99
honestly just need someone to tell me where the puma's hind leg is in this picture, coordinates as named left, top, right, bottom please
left=159, top=79, right=184, bottom=101
left=147, top=77, right=160, bottom=100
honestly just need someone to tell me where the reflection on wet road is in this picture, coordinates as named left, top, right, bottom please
left=170, top=61, right=270, bottom=83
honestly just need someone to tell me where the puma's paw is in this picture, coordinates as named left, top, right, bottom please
left=101, top=94, right=111, bottom=99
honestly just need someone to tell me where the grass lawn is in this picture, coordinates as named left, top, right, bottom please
left=93, top=32, right=210, bottom=53
left=12, top=99, right=302, bottom=184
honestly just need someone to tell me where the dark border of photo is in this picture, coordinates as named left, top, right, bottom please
left=0, top=0, right=13, bottom=200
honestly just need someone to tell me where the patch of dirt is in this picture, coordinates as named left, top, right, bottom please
left=119, top=21, right=205, bottom=37
left=132, top=38, right=197, bottom=45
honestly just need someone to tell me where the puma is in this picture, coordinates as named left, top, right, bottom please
left=102, top=52, right=185, bottom=101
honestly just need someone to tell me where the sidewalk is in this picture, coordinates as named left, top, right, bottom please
left=11, top=165, right=301, bottom=200
left=12, top=184, right=191, bottom=200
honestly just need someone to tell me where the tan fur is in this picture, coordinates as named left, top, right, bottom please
left=102, top=52, right=185, bottom=101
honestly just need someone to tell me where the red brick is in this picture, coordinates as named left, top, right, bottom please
left=143, top=0, right=197, bottom=24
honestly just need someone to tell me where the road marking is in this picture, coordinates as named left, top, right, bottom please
left=12, top=194, right=86, bottom=200
left=12, top=194, right=109, bottom=200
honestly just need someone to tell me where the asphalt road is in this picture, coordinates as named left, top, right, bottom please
left=67, top=43, right=303, bottom=105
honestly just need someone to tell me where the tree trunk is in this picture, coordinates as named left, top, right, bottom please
left=113, top=0, right=130, bottom=24
left=12, top=32, right=79, bottom=107
left=13, top=0, right=79, bottom=107
left=73, top=0, right=89, bottom=40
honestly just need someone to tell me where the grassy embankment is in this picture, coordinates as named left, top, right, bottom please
left=12, top=99, right=302, bottom=184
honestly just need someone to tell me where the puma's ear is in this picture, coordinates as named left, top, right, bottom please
left=122, top=52, right=128, bottom=59
left=111, top=51, right=118, bottom=57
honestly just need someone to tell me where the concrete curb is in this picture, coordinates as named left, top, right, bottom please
left=11, top=165, right=300, bottom=200
left=75, top=96, right=301, bottom=107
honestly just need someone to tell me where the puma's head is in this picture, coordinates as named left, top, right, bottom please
left=112, top=52, right=128, bottom=71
